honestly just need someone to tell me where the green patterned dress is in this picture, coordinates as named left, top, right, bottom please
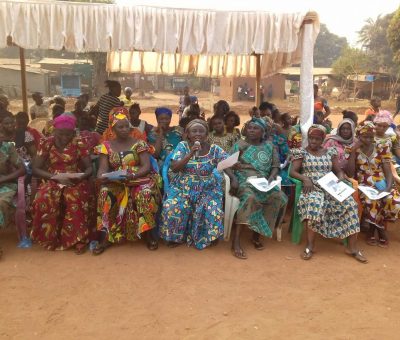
left=0, top=142, right=20, bottom=228
left=233, top=140, right=288, bottom=237
left=292, top=147, right=360, bottom=238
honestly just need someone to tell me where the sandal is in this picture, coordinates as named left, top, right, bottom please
left=231, top=246, right=247, bottom=260
left=378, top=239, right=389, bottom=248
left=92, top=242, right=110, bottom=256
left=75, top=243, right=87, bottom=255
left=366, top=236, right=378, bottom=246
left=251, top=239, right=265, bottom=251
left=146, top=240, right=158, bottom=251
left=346, top=250, right=368, bottom=264
left=302, top=247, right=313, bottom=260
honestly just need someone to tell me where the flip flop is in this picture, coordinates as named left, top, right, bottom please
left=251, top=239, right=265, bottom=251
left=366, top=237, right=378, bottom=246
left=75, top=243, right=87, bottom=255
left=345, top=250, right=368, bottom=263
left=231, top=246, right=247, bottom=260
left=147, top=240, right=159, bottom=251
left=302, top=247, right=313, bottom=260
left=378, top=239, right=389, bottom=248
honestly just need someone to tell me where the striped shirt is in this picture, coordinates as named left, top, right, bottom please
left=95, top=94, right=122, bottom=134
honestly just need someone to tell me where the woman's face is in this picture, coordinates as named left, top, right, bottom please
left=130, top=107, right=141, bottom=122
left=308, top=135, right=323, bottom=150
left=339, top=123, right=352, bottom=140
left=359, top=132, right=374, bottom=146
left=225, top=116, right=236, bottom=129
left=246, top=123, right=264, bottom=141
left=156, top=113, right=171, bottom=130
left=187, top=124, right=208, bottom=143
left=1, top=117, right=16, bottom=134
left=54, top=128, right=75, bottom=147
left=375, top=122, right=389, bottom=136
left=212, top=118, right=225, bottom=134
left=113, top=119, right=131, bottom=139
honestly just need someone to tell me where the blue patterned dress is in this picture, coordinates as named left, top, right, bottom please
left=159, top=141, right=227, bottom=249
left=292, top=147, right=360, bottom=238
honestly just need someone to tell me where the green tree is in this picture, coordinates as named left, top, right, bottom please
left=388, top=7, right=400, bottom=62
left=314, top=24, right=348, bottom=67
left=359, top=13, right=400, bottom=98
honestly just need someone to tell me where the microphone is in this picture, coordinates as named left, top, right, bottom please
left=194, top=141, right=201, bottom=158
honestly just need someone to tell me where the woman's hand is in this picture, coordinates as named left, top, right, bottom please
left=302, top=177, right=314, bottom=194
left=52, top=177, right=74, bottom=187
left=189, top=142, right=201, bottom=156
left=267, top=174, right=277, bottom=183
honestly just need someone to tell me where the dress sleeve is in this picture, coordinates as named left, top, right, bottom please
left=96, top=142, right=109, bottom=155
left=76, top=138, right=90, bottom=159
left=290, top=147, right=305, bottom=160
left=25, top=131, right=35, bottom=144
left=171, top=141, right=188, bottom=161
left=327, top=147, right=338, bottom=159
left=135, top=140, right=150, bottom=154
left=271, top=145, right=280, bottom=169
left=377, top=143, right=393, bottom=163
left=212, top=145, right=228, bottom=164
left=392, top=136, right=400, bottom=150
left=37, top=137, right=51, bottom=158
left=7, top=142, right=21, bottom=168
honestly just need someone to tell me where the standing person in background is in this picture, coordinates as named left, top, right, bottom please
left=129, top=103, right=153, bottom=142
left=0, top=94, right=12, bottom=122
left=30, top=92, right=54, bottom=120
left=224, top=111, right=241, bottom=143
left=214, top=100, right=230, bottom=117
left=314, top=84, right=331, bottom=119
left=120, top=87, right=134, bottom=107
left=208, top=115, right=236, bottom=152
left=364, top=96, right=381, bottom=121
left=15, top=111, right=42, bottom=149
left=95, top=80, right=123, bottom=135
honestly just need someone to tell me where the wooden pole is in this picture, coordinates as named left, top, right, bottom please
left=19, top=47, right=28, bottom=113
left=255, top=54, right=261, bottom=107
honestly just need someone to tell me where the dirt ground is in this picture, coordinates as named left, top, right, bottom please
left=1, top=222, right=400, bottom=339
left=1, top=92, right=400, bottom=339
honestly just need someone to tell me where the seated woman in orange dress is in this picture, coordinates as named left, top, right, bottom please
left=31, top=114, right=93, bottom=253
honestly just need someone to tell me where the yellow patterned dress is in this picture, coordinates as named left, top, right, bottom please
left=97, top=140, right=161, bottom=243
left=355, top=144, right=400, bottom=228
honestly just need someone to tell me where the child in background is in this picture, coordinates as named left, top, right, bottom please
left=208, top=115, right=236, bottom=152
left=43, top=104, right=65, bottom=136
left=224, top=111, right=241, bottom=142
left=314, top=111, right=332, bottom=133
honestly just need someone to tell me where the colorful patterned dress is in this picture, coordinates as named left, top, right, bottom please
left=233, top=140, right=288, bottom=237
left=292, top=147, right=360, bottom=239
left=97, top=140, right=161, bottom=243
left=272, top=132, right=290, bottom=185
left=0, top=142, right=20, bottom=228
left=31, top=137, right=91, bottom=250
left=208, top=132, right=236, bottom=152
left=159, top=141, right=227, bottom=249
left=355, top=144, right=400, bottom=228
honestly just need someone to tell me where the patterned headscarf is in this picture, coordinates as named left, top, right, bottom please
left=308, top=124, right=326, bottom=139
left=325, top=118, right=355, bottom=145
left=54, top=114, right=76, bottom=130
left=185, top=118, right=208, bottom=133
left=155, top=107, right=172, bottom=117
left=374, top=110, right=393, bottom=125
left=248, top=117, right=267, bottom=131
left=111, top=113, right=131, bottom=127
left=356, top=121, right=375, bottom=137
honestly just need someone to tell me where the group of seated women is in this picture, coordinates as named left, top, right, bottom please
left=1, top=96, right=400, bottom=264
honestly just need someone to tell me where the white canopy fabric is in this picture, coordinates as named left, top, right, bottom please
left=0, top=1, right=319, bottom=77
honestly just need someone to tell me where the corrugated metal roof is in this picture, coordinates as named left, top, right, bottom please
left=0, top=64, right=56, bottom=74
left=279, top=67, right=332, bottom=76
left=38, top=58, right=92, bottom=65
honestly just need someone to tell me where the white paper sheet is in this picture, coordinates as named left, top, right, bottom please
left=358, top=185, right=390, bottom=200
left=101, top=170, right=128, bottom=180
left=217, top=151, right=239, bottom=171
left=317, top=172, right=355, bottom=203
left=247, top=176, right=282, bottom=192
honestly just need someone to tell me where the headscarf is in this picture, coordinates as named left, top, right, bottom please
left=245, top=117, right=271, bottom=141
left=111, top=113, right=131, bottom=128
left=248, top=117, right=267, bottom=131
left=325, top=118, right=355, bottom=145
left=155, top=107, right=172, bottom=117
left=374, top=110, right=393, bottom=125
left=54, top=114, right=76, bottom=130
left=308, top=124, right=326, bottom=139
left=185, top=118, right=208, bottom=133
left=356, top=121, right=375, bottom=137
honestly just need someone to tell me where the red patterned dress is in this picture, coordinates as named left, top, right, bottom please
left=31, top=137, right=91, bottom=250
left=97, top=140, right=161, bottom=243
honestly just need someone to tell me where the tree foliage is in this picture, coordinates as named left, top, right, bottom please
left=332, top=47, right=371, bottom=79
left=314, top=24, right=347, bottom=67
left=388, top=7, right=400, bottom=62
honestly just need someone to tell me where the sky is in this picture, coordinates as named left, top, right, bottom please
left=116, top=0, right=400, bottom=45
